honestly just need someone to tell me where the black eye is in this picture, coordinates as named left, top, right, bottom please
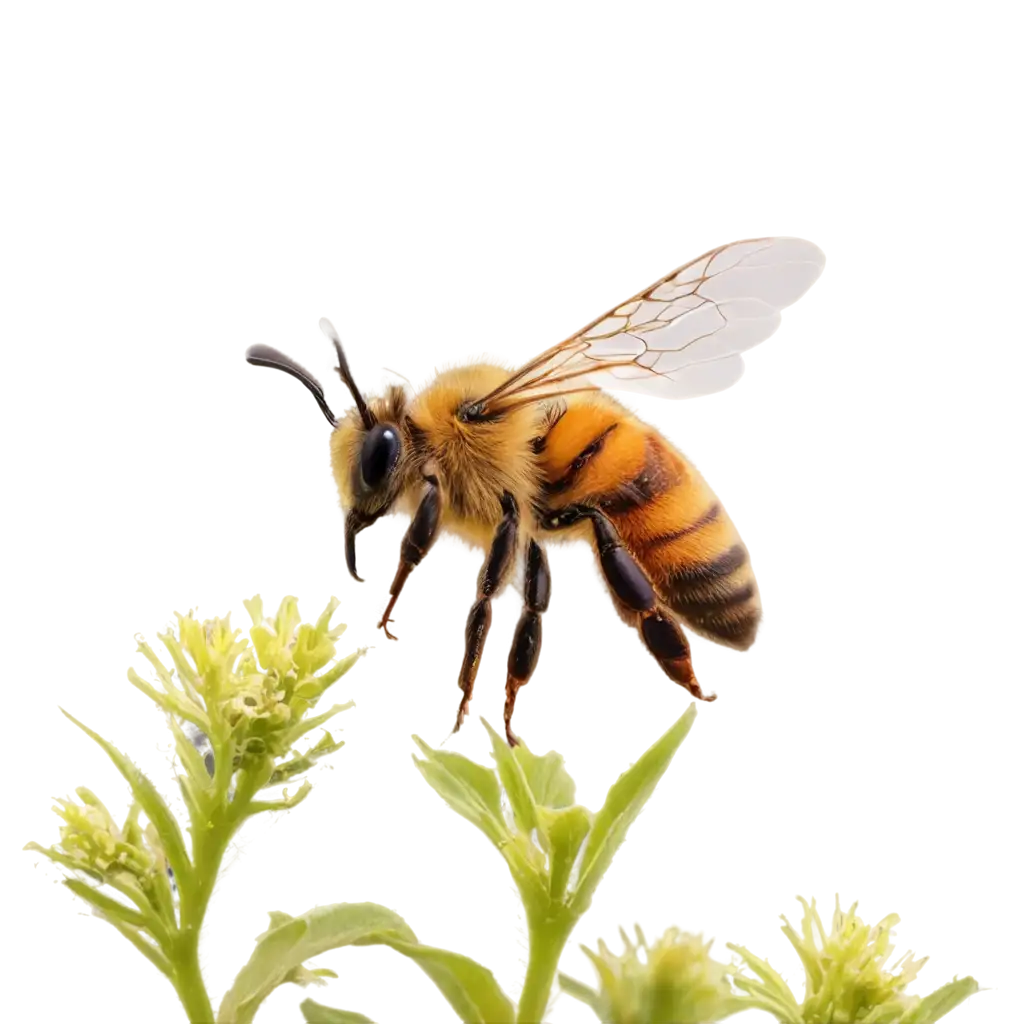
left=360, top=424, right=401, bottom=489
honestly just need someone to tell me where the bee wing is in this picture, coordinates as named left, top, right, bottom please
left=474, top=237, right=825, bottom=414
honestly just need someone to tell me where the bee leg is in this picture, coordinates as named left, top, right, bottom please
left=504, top=539, right=550, bottom=747
left=377, top=475, right=441, bottom=640
left=543, top=504, right=713, bottom=702
left=455, top=492, right=519, bottom=733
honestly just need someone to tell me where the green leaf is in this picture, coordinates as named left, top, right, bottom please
left=414, top=734, right=552, bottom=907
left=217, top=903, right=415, bottom=1024
left=484, top=720, right=538, bottom=834
left=220, top=916, right=307, bottom=1024
left=905, top=977, right=980, bottom=1023
left=65, top=856, right=175, bottom=949
left=538, top=805, right=592, bottom=902
left=246, top=780, right=313, bottom=816
left=557, top=972, right=604, bottom=1013
left=168, top=717, right=214, bottom=827
left=146, top=868, right=177, bottom=943
left=280, top=720, right=335, bottom=770
left=58, top=870, right=173, bottom=981
left=24, top=841, right=103, bottom=883
left=381, top=936, right=516, bottom=1023
left=514, top=742, right=576, bottom=809
left=315, top=648, right=366, bottom=690
left=300, top=1000, right=376, bottom=1024
left=103, top=913, right=173, bottom=978
left=412, top=736, right=507, bottom=846
left=419, top=741, right=507, bottom=819
left=571, top=705, right=696, bottom=913
left=63, top=877, right=151, bottom=930
left=60, top=709, right=192, bottom=884
left=126, top=667, right=207, bottom=730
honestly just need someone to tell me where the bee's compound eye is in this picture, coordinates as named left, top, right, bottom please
left=360, top=424, right=401, bottom=489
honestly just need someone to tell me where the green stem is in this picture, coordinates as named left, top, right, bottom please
left=173, top=932, right=214, bottom=1023
left=517, top=916, right=573, bottom=1024
left=170, top=803, right=238, bottom=1021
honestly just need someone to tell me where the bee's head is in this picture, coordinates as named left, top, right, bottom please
left=246, top=318, right=405, bottom=582
left=329, top=402, right=407, bottom=582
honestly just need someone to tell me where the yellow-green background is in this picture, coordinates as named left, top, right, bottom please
left=2, top=9, right=1024, bottom=1024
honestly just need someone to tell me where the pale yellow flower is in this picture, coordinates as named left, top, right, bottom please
left=563, top=926, right=741, bottom=1024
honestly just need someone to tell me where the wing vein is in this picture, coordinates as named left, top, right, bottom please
left=473, top=237, right=824, bottom=414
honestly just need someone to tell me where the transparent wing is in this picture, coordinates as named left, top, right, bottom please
left=475, top=237, right=825, bottom=415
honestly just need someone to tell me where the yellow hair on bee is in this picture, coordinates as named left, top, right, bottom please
left=323, top=360, right=548, bottom=552
left=408, top=365, right=542, bottom=548
left=329, top=413, right=362, bottom=510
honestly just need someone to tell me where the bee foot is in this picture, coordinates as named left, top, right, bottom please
left=378, top=618, right=399, bottom=640
left=692, top=675, right=716, bottom=700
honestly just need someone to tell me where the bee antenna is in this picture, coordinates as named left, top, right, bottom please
left=237, top=339, right=337, bottom=428
left=320, top=317, right=376, bottom=431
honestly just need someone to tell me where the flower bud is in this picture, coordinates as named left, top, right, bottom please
left=46, top=789, right=166, bottom=894
left=577, top=926, right=735, bottom=1024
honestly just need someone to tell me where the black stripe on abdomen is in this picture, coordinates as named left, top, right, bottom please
left=543, top=423, right=618, bottom=496
left=596, top=437, right=680, bottom=515
left=641, top=502, right=722, bottom=551
left=664, top=544, right=760, bottom=649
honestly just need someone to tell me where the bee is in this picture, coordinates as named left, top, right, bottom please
left=247, top=237, right=825, bottom=744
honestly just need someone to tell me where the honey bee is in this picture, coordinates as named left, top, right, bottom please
left=247, top=237, right=825, bottom=743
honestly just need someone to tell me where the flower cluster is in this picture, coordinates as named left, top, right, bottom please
left=25, top=597, right=363, bottom=1022
left=728, top=897, right=979, bottom=1023
left=562, top=925, right=738, bottom=1024
left=130, top=596, right=361, bottom=782
left=51, top=790, right=157, bottom=888
left=790, top=898, right=924, bottom=1019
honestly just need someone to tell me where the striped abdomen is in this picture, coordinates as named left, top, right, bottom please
left=536, top=395, right=761, bottom=649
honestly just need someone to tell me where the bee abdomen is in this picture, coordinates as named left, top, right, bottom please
left=661, top=543, right=761, bottom=650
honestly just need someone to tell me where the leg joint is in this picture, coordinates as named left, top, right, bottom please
left=464, top=597, right=491, bottom=647
left=641, top=611, right=689, bottom=660
left=480, top=494, right=519, bottom=596
left=589, top=511, right=621, bottom=555
left=602, top=547, right=656, bottom=610
left=524, top=540, right=551, bottom=612
left=499, top=491, right=519, bottom=519
left=539, top=502, right=591, bottom=531
left=407, top=480, right=441, bottom=555
left=508, top=610, right=542, bottom=681
left=400, top=536, right=425, bottom=566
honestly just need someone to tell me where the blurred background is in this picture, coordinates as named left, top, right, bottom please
left=2, top=3, right=1020, bottom=1021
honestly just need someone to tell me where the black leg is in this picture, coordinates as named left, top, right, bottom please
left=377, top=475, right=441, bottom=639
left=541, top=504, right=714, bottom=702
left=504, top=539, right=550, bottom=746
left=454, top=493, right=519, bottom=732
